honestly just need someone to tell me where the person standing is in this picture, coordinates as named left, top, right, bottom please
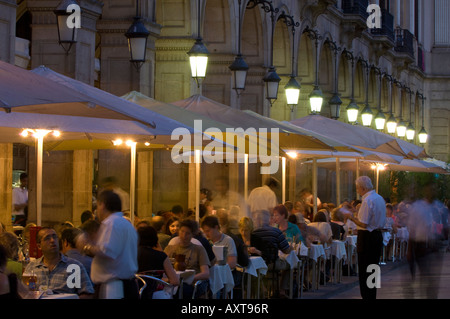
left=76, top=190, right=138, bottom=299
left=247, top=177, right=279, bottom=215
left=344, top=176, right=385, bottom=299
left=12, top=173, right=28, bottom=227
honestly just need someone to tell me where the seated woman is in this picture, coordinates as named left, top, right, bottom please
left=272, top=204, right=304, bottom=245
left=238, top=217, right=261, bottom=256
left=0, top=245, right=24, bottom=299
left=308, top=210, right=333, bottom=246
left=164, top=216, right=180, bottom=238
left=137, top=225, right=179, bottom=299
left=330, top=208, right=347, bottom=241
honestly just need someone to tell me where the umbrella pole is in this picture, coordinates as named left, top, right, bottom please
left=195, top=150, right=201, bottom=222
left=36, top=135, right=43, bottom=227
left=376, top=166, right=380, bottom=194
left=336, top=158, right=341, bottom=206
left=244, top=154, right=248, bottom=202
left=313, top=158, right=318, bottom=216
left=282, top=157, right=286, bottom=204
left=356, top=159, right=360, bottom=200
left=130, top=142, right=136, bottom=226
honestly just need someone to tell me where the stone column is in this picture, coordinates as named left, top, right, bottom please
left=0, top=0, right=16, bottom=64
left=97, top=0, right=161, bottom=97
left=27, top=0, right=103, bottom=84
left=0, top=144, right=13, bottom=231
left=25, top=1, right=102, bottom=225
left=72, top=150, right=93, bottom=226
left=137, top=151, right=154, bottom=220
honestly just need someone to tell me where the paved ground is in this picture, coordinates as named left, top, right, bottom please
left=299, top=249, right=450, bottom=299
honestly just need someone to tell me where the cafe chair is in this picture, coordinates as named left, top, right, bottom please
left=192, top=279, right=210, bottom=299
left=135, top=274, right=174, bottom=299
left=265, top=245, right=280, bottom=299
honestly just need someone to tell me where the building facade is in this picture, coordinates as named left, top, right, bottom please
left=0, top=0, right=448, bottom=228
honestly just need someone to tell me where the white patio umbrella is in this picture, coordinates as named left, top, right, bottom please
left=0, top=62, right=228, bottom=226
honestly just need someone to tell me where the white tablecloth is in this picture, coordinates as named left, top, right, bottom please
left=177, top=270, right=195, bottom=285
left=297, top=243, right=309, bottom=257
left=331, top=240, right=347, bottom=261
left=382, top=231, right=392, bottom=246
left=346, top=235, right=358, bottom=247
left=244, top=256, right=268, bottom=277
left=209, top=264, right=235, bottom=295
left=41, top=293, right=79, bottom=299
left=308, top=244, right=325, bottom=262
left=279, top=250, right=300, bottom=269
left=397, top=227, right=409, bottom=241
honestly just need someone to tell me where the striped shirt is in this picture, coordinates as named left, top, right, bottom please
left=24, top=254, right=94, bottom=295
left=250, top=225, right=290, bottom=262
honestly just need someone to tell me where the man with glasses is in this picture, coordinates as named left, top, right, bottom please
left=24, top=227, right=94, bottom=298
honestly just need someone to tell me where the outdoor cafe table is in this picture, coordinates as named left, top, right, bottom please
left=209, top=264, right=235, bottom=299
left=279, top=250, right=300, bottom=299
left=242, top=256, right=268, bottom=299
left=330, top=240, right=347, bottom=283
left=306, top=244, right=325, bottom=291
left=174, top=269, right=195, bottom=298
left=23, top=291, right=79, bottom=299
left=346, top=235, right=358, bottom=275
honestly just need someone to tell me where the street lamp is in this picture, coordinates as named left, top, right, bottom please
left=229, top=0, right=249, bottom=96
left=263, top=67, right=281, bottom=105
left=395, top=82, right=407, bottom=138
left=385, top=74, right=397, bottom=134
left=305, top=27, right=323, bottom=114
left=54, top=0, right=79, bottom=54
left=418, top=93, right=428, bottom=144
left=359, top=58, right=373, bottom=127
left=325, top=39, right=342, bottom=120
left=125, top=1, right=150, bottom=71
left=279, top=12, right=300, bottom=114
left=405, top=87, right=415, bottom=141
left=343, top=49, right=358, bottom=123
left=373, top=66, right=385, bottom=130
left=188, top=0, right=209, bottom=88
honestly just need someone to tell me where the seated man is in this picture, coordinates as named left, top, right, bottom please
left=164, top=219, right=210, bottom=299
left=250, top=210, right=292, bottom=298
left=24, top=227, right=94, bottom=298
left=201, top=216, right=239, bottom=298
left=60, top=227, right=93, bottom=278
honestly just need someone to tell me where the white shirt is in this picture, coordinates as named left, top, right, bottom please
left=12, top=187, right=28, bottom=216
left=247, top=185, right=277, bottom=214
left=91, top=212, right=138, bottom=284
left=308, top=222, right=333, bottom=241
left=407, top=199, right=434, bottom=242
left=358, top=190, right=386, bottom=232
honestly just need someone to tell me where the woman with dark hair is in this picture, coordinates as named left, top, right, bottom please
left=137, top=225, right=179, bottom=286
left=164, top=217, right=180, bottom=238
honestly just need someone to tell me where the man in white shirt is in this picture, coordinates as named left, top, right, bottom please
left=247, top=177, right=279, bottom=215
left=76, top=190, right=138, bottom=299
left=344, top=176, right=385, bottom=300
left=12, top=173, right=28, bottom=226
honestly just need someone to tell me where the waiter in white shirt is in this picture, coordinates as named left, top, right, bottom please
left=76, top=190, right=138, bottom=299
left=247, top=177, right=279, bottom=215
left=12, top=173, right=28, bottom=226
left=345, top=176, right=386, bottom=299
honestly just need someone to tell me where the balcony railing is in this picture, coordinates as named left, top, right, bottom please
left=394, top=28, right=415, bottom=58
left=417, top=46, right=425, bottom=72
left=341, top=0, right=369, bottom=18
left=370, top=9, right=394, bottom=42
